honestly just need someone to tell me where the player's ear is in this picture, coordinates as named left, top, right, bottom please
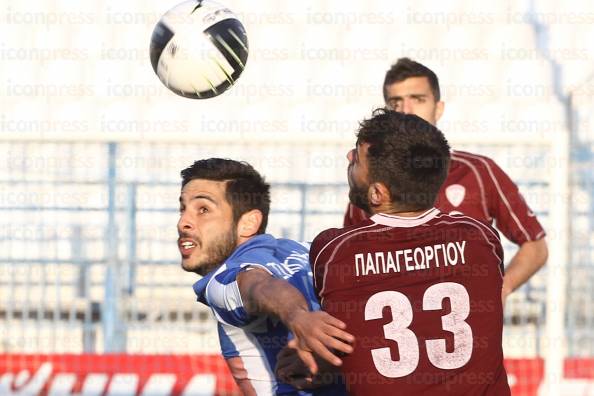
left=435, top=100, right=444, bottom=122
left=368, top=182, right=390, bottom=206
left=237, top=209, right=263, bottom=239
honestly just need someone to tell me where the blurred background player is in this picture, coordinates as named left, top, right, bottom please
left=309, top=109, right=511, bottom=395
left=344, top=58, right=548, bottom=304
left=178, top=158, right=351, bottom=396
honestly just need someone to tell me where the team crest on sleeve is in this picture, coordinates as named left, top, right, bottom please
left=446, top=184, right=466, bottom=207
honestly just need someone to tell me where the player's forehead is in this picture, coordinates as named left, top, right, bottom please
left=386, top=76, right=434, bottom=99
left=180, top=179, right=228, bottom=204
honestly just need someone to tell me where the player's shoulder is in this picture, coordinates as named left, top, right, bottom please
left=207, top=262, right=243, bottom=288
left=311, top=221, right=377, bottom=260
left=433, top=211, right=501, bottom=242
left=451, top=149, right=511, bottom=178
left=432, top=212, right=504, bottom=264
left=451, top=149, right=491, bottom=160
left=452, top=149, right=502, bottom=167
left=311, top=227, right=343, bottom=257
left=276, top=237, right=310, bottom=253
left=313, top=220, right=377, bottom=246
left=312, top=227, right=345, bottom=246
left=227, top=236, right=312, bottom=280
left=225, top=234, right=305, bottom=267
left=201, top=263, right=242, bottom=310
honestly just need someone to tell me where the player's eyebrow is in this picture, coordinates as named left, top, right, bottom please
left=179, top=194, right=218, bottom=205
left=388, top=93, right=427, bottom=100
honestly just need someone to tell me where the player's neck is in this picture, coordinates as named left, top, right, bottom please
left=379, top=210, right=429, bottom=217
left=371, top=204, right=432, bottom=218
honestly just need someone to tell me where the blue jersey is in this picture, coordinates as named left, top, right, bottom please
left=193, top=234, right=345, bottom=396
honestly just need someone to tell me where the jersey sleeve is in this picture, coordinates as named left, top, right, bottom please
left=481, top=157, right=546, bottom=245
left=206, top=263, right=284, bottom=328
left=479, top=220, right=506, bottom=276
left=204, top=265, right=255, bottom=327
left=309, top=229, right=339, bottom=299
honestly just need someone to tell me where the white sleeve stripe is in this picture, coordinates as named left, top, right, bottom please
left=204, top=264, right=236, bottom=326
left=434, top=212, right=501, bottom=242
left=206, top=263, right=270, bottom=322
left=451, top=153, right=491, bottom=221
left=207, top=278, right=244, bottom=312
left=220, top=324, right=276, bottom=391
left=464, top=152, right=532, bottom=242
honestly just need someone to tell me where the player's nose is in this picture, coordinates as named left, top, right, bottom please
left=177, top=212, right=194, bottom=232
left=346, top=149, right=354, bottom=162
left=402, top=99, right=413, bottom=114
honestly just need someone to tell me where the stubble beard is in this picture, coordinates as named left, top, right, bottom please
left=183, top=228, right=238, bottom=276
left=349, top=182, right=371, bottom=214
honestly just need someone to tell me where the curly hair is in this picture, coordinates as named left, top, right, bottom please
left=356, top=109, right=450, bottom=210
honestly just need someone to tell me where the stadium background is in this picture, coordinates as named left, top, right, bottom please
left=0, top=0, right=593, bottom=394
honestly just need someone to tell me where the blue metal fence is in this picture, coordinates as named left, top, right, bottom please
left=0, top=138, right=588, bottom=356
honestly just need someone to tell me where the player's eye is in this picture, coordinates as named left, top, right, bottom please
left=386, top=99, right=401, bottom=110
left=198, top=206, right=209, bottom=214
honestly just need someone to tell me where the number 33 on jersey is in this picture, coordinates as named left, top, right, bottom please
left=310, top=209, right=511, bottom=396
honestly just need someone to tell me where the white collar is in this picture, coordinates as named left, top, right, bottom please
left=370, top=208, right=440, bottom=228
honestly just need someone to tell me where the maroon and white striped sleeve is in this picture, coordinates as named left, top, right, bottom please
left=479, top=156, right=546, bottom=245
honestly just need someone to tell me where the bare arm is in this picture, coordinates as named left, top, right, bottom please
left=237, top=268, right=354, bottom=369
left=502, top=238, right=548, bottom=303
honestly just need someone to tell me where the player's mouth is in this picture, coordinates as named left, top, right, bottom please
left=178, top=238, right=198, bottom=257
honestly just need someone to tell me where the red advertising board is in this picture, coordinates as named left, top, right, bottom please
left=0, top=354, right=240, bottom=395
left=1, top=355, right=594, bottom=395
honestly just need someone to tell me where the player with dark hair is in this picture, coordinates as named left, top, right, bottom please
left=179, top=158, right=351, bottom=396
left=383, top=57, right=442, bottom=105
left=345, top=57, right=548, bottom=305
left=307, top=109, right=511, bottom=394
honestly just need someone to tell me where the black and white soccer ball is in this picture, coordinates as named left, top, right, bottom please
left=149, top=0, right=249, bottom=99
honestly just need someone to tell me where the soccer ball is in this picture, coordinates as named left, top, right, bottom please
left=149, top=0, right=249, bottom=99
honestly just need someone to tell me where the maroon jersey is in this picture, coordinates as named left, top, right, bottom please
left=312, top=209, right=511, bottom=395
left=344, top=150, right=546, bottom=245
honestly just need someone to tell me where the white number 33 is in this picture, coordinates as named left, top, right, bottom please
left=364, top=282, right=473, bottom=378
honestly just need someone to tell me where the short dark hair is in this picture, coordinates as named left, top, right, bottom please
left=357, top=109, right=450, bottom=211
left=383, top=57, right=441, bottom=102
left=181, top=158, right=271, bottom=234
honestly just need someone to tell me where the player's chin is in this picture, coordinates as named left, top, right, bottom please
left=181, top=256, right=217, bottom=276
left=180, top=257, right=200, bottom=273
